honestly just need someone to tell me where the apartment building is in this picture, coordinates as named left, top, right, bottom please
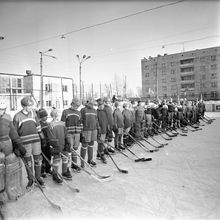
left=141, top=46, right=220, bottom=101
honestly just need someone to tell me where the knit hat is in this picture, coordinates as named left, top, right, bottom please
left=38, top=108, right=48, bottom=118
left=71, top=97, right=80, bottom=106
left=114, top=101, right=119, bottom=107
left=50, top=109, right=59, bottom=118
left=97, top=98, right=104, bottom=106
left=21, top=96, right=33, bottom=107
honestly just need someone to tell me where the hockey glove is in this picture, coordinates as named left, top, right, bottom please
left=14, top=145, right=26, bottom=158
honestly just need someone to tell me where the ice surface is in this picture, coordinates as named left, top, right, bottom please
left=1, top=113, right=220, bottom=220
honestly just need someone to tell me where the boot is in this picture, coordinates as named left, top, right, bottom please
left=52, top=173, right=63, bottom=184
left=35, top=177, right=46, bottom=188
left=100, top=154, right=107, bottom=164
left=62, top=168, right=72, bottom=180
left=87, top=146, right=95, bottom=164
left=26, top=179, right=34, bottom=191
left=80, top=144, right=87, bottom=168
left=87, top=160, right=96, bottom=167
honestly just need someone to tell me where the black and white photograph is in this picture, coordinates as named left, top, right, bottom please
left=0, top=0, right=220, bottom=220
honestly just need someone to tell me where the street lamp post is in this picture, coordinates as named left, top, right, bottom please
left=76, top=54, right=91, bottom=102
left=39, top=49, right=56, bottom=108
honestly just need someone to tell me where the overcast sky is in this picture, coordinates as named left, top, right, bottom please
left=0, top=0, right=219, bottom=96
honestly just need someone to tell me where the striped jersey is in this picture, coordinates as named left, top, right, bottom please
left=61, top=108, right=82, bottom=134
left=13, top=109, right=41, bottom=144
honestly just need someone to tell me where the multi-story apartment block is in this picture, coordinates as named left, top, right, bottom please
left=0, top=72, right=73, bottom=110
left=141, top=46, right=220, bottom=101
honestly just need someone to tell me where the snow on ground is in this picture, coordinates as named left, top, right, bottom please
left=1, top=113, right=220, bottom=220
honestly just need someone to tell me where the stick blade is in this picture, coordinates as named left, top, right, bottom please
left=120, top=169, right=128, bottom=174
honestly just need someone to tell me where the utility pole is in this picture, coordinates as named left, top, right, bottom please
left=76, top=54, right=91, bottom=103
left=39, top=49, right=56, bottom=108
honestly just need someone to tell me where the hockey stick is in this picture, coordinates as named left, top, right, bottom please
left=21, top=158, right=62, bottom=212
left=125, top=146, right=152, bottom=162
left=0, top=206, right=4, bottom=220
left=127, top=133, right=158, bottom=153
left=204, top=114, right=215, bottom=121
left=130, top=130, right=163, bottom=148
left=152, top=126, right=172, bottom=140
left=100, top=140, right=128, bottom=174
left=153, top=122, right=176, bottom=137
left=169, top=127, right=187, bottom=136
left=142, top=136, right=164, bottom=148
left=60, top=152, right=111, bottom=182
left=41, top=152, right=80, bottom=193
left=148, top=135, right=168, bottom=146
left=70, top=149, right=112, bottom=179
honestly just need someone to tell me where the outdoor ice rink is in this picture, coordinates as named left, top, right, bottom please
left=2, top=112, right=220, bottom=220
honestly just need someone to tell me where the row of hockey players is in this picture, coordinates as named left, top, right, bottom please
left=0, top=95, right=206, bottom=203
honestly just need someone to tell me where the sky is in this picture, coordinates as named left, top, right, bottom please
left=0, top=0, right=220, bottom=97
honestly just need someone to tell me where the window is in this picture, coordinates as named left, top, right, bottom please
left=17, top=89, right=22, bottom=93
left=171, top=85, right=176, bottom=90
left=45, top=84, right=51, bottom=92
left=17, top=78, right=22, bottom=88
left=180, top=58, right=194, bottom=65
left=62, top=85, right=68, bottom=92
left=162, top=78, right=166, bottom=83
left=171, top=69, right=175, bottom=74
left=200, top=56, right=206, bottom=62
left=181, top=75, right=195, bottom=81
left=181, top=83, right=195, bottom=89
left=170, top=62, right=174, bottom=66
left=202, top=74, right=206, bottom=80
left=180, top=67, right=194, bottom=72
left=46, top=100, right=52, bottom=107
left=162, top=86, right=167, bottom=91
left=145, top=73, right=149, bottom=78
left=200, top=66, right=206, bottom=72
left=211, top=73, right=217, bottom=79
left=63, top=100, right=68, bottom=105
left=211, top=64, right=217, bottom=70
left=211, top=55, right=216, bottom=61
left=211, top=82, right=217, bottom=88
left=171, top=78, right=176, bottom=82
left=211, top=91, right=218, bottom=98
left=162, top=63, right=166, bottom=68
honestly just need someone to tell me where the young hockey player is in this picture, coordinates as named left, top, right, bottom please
left=96, top=99, right=107, bottom=164
left=50, top=109, right=72, bottom=180
left=0, top=102, right=26, bottom=203
left=80, top=98, right=99, bottom=167
left=13, top=96, right=45, bottom=190
left=122, top=102, right=132, bottom=147
left=113, top=101, right=125, bottom=150
left=38, top=108, right=63, bottom=184
left=61, top=98, right=82, bottom=172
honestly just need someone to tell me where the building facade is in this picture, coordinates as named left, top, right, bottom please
left=141, top=46, right=220, bottom=101
left=0, top=72, right=73, bottom=110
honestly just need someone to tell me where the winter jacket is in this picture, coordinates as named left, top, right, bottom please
left=97, top=109, right=108, bottom=134
left=122, top=109, right=132, bottom=129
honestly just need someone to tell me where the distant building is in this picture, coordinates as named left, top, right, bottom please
left=0, top=72, right=74, bottom=110
left=141, top=46, right=220, bottom=101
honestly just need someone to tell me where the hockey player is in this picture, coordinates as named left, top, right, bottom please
left=0, top=102, right=26, bottom=203
left=38, top=108, right=63, bottom=184
left=96, top=99, right=107, bottom=164
left=80, top=98, right=99, bottom=167
left=13, top=96, right=45, bottom=190
left=134, top=101, right=145, bottom=139
left=113, top=101, right=125, bottom=150
left=103, top=97, right=115, bottom=154
left=50, top=109, right=72, bottom=180
left=61, top=98, right=82, bottom=172
left=122, top=102, right=132, bottom=147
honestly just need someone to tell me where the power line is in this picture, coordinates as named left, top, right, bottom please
left=0, top=0, right=184, bottom=52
